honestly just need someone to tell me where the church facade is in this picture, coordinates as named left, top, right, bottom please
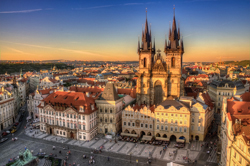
left=136, top=10, right=184, bottom=106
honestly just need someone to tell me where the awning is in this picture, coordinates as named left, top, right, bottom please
left=177, top=139, right=185, bottom=143
left=142, top=135, right=153, bottom=141
left=155, top=137, right=170, bottom=141
left=121, top=133, right=138, bottom=137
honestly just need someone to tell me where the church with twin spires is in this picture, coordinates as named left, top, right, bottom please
left=136, top=9, right=185, bottom=106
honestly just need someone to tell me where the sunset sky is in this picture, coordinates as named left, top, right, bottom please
left=0, top=0, right=249, bottom=62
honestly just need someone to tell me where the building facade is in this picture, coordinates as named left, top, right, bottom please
left=208, top=80, right=245, bottom=113
left=0, top=86, right=15, bottom=131
left=220, top=96, right=250, bottom=166
left=154, top=100, right=190, bottom=143
left=95, top=83, right=123, bottom=135
left=122, top=105, right=155, bottom=138
left=38, top=91, right=98, bottom=141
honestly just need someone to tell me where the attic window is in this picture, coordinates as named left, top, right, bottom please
left=248, top=106, right=250, bottom=110
left=75, top=97, right=79, bottom=101
left=54, top=95, right=58, bottom=98
left=238, top=109, right=242, bottom=113
left=64, top=96, right=68, bottom=99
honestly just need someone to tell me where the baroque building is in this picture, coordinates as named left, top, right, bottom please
left=38, top=91, right=98, bottom=140
left=136, top=10, right=184, bottom=106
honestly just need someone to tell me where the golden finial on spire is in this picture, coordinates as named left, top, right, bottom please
left=146, top=8, right=147, bottom=18
left=173, top=4, right=175, bottom=16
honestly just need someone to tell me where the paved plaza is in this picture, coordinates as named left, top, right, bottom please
left=0, top=124, right=219, bottom=166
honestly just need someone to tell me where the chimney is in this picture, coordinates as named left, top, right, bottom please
left=86, top=92, right=89, bottom=97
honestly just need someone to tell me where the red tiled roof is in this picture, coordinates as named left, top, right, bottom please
left=227, top=100, right=250, bottom=115
left=241, top=92, right=250, bottom=102
left=39, top=88, right=56, bottom=95
left=49, top=78, right=59, bottom=83
left=42, top=91, right=97, bottom=114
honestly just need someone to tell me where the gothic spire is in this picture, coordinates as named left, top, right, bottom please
left=141, top=8, right=151, bottom=51
left=137, top=36, right=140, bottom=54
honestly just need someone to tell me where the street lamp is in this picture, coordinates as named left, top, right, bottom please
left=130, top=152, right=132, bottom=163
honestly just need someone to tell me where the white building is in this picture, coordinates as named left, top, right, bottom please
left=38, top=91, right=98, bottom=140
left=0, top=86, right=15, bottom=131
left=40, top=77, right=61, bottom=88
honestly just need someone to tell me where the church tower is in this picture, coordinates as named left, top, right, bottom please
left=136, top=10, right=156, bottom=106
left=164, top=7, right=184, bottom=98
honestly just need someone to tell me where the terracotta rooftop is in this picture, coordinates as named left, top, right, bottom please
left=241, top=92, right=250, bottom=102
left=41, top=91, right=96, bottom=114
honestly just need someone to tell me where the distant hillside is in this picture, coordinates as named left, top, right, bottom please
left=0, top=63, right=74, bottom=75
left=224, top=60, right=250, bottom=66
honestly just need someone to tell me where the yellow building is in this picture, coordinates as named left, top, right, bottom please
left=154, top=100, right=190, bottom=143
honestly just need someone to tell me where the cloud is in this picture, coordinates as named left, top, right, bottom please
left=5, top=46, right=34, bottom=55
left=73, top=2, right=151, bottom=10
left=0, top=9, right=42, bottom=14
left=0, top=40, right=109, bottom=57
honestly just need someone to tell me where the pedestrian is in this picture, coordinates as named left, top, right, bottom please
left=69, top=150, right=71, bottom=155
left=108, top=156, right=110, bottom=161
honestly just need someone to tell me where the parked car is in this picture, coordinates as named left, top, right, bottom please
left=14, top=122, right=19, bottom=126
left=11, top=129, right=17, bottom=133
left=0, top=138, right=8, bottom=143
left=2, top=132, right=8, bottom=136
left=6, top=130, right=11, bottom=134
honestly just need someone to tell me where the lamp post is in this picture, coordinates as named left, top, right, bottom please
left=130, top=153, right=132, bottom=163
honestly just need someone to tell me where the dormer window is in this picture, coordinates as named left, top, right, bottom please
left=80, top=106, right=84, bottom=112
left=91, top=105, right=94, bottom=110
left=41, top=102, right=44, bottom=107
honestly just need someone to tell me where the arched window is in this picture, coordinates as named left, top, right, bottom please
left=143, top=58, right=147, bottom=68
left=171, top=57, right=175, bottom=67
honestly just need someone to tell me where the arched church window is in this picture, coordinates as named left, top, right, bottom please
left=171, top=57, right=175, bottom=67
left=143, top=58, right=147, bottom=68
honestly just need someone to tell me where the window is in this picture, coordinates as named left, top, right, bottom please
left=171, top=127, right=173, bottom=131
left=191, top=126, right=194, bottom=130
left=128, top=122, right=130, bottom=126
left=124, top=122, right=126, bottom=126
left=161, top=113, right=164, bottom=116
left=157, top=118, right=159, bottom=122
left=60, top=131, right=62, bottom=135
left=175, top=127, right=177, bottom=132
left=179, top=127, right=182, bottom=132
left=110, top=109, right=112, bottom=113
left=100, top=109, right=102, bottom=113
left=192, top=118, right=194, bottom=123
left=165, top=119, right=168, bottom=123
left=184, top=127, right=187, bottom=132
left=132, top=123, right=135, bottom=126
left=171, top=57, right=175, bottom=67
left=79, top=124, right=81, bottom=129
left=198, top=127, right=200, bottom=131
left=145, top=124, right=148, bottom=128
left=150, top=125, right=152, bottom=128
left=110, top=119, right=112, bottom=123
left=161, top=119, right=164, bottom=123
left=63, top=122, right=65, bottom=127
left=180, top=121, right=182, bottom=124
left=165, top=126, right=168, bottom=131
left=171, top=114, right=173, bottom=116
left=82, top=115, right=85, bottom=120
left=143, top=57, right=147, bottom=68
left=165, top=113, right=168, bottom=116
left=67, top=114, right=69, bottom=118
left=141, top=124, right=143, bottom=127
left=70, top=114, right=72, bottom=118
left=100, top=118, right=102, bottom=122
left=78, top=115, right=81, bottom=119
left=161, top=126, right=164, bottom=130
left=74, top=115, right=76, bottom=119
left=67, top=123, right=69, bottom=127
left=105, top=109, right=107, bottom=113
left=83, top=125, right=85, bottom=130
left=175, top=120, right=178, bottom=124
left=105, top=119, right=107, bottom=123
left=157, top=125, right=159, bottom=130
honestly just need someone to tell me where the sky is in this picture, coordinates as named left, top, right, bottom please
left=0, top=0, right=249, bottom=62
